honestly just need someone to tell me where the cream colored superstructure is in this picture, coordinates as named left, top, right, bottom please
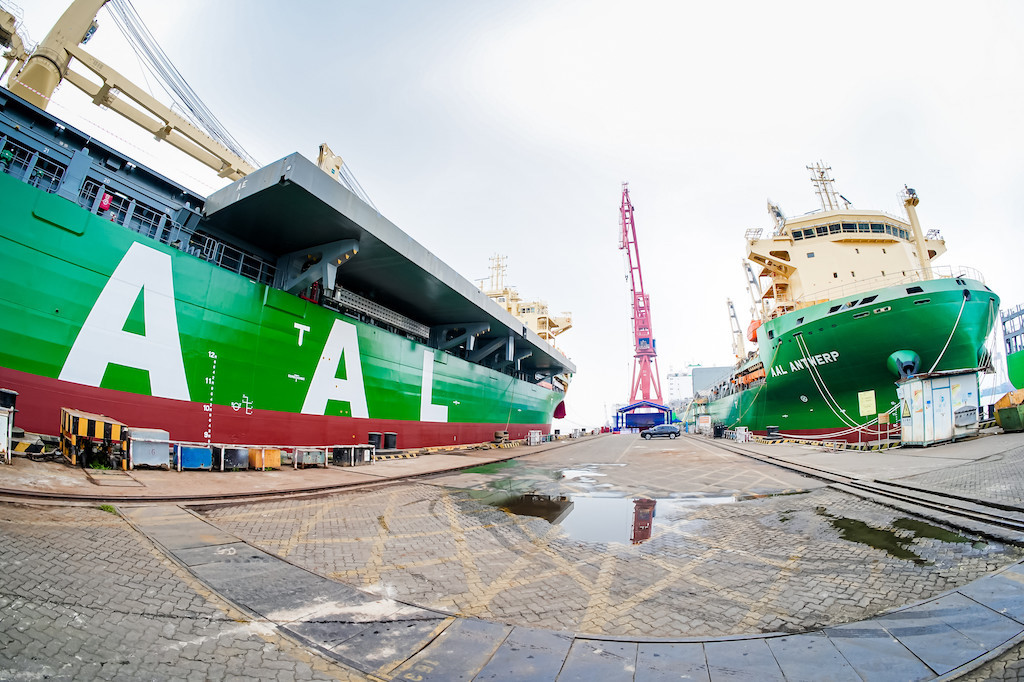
left=480, top=255, right=572, bottom=346
left=747, top=166, right=946, bottom=321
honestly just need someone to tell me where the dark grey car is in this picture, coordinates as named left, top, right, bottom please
left=640, top=424, right=679, bottom=440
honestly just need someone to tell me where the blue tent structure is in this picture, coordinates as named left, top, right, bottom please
left=615, top=400, right=673, bottom=430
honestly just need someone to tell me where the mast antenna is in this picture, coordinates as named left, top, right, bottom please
left=806, top=161, right=850, bottom=212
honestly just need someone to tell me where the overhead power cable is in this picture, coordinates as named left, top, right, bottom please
left=105, top=0, right=260, bottom=170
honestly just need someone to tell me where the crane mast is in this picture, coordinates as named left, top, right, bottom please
left=619, top=182, right=663, bottom=404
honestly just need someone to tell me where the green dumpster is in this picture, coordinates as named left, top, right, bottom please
left=997, top=404, right=1024, bottom=432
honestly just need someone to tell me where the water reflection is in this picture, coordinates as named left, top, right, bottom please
left=631, top=499, right=656, bottom=544
left=478, top=493, right=734, bottom=545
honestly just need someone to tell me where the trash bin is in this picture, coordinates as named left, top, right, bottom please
left=0, top=387, right=17, bottom=430
left=0, top=388, right=17, bottom=410
left=332, top=446, right=354, bottom=466
left=383, top=432, right=397, bottom=450
left=997, top=405, right=1024, bottom=432
left=352, top=445, right=374, bottom=465
left=712, top=423, right=725, bottom=439
left=249, top=447, right=281, bottom=470
left=296, top=448, right=326, bottom=467
left=367, top=432, right=382, bottom=450
left=176, top=444, right=212, bottom=470
left=215, top=446, right=248, bottom=471
left=128, top=428, right=171, bottom=469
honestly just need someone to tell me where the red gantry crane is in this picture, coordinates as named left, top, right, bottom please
left=619, top=183, right=663, bottom=404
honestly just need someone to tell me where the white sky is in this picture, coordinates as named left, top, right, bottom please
left=18, top=0, right=1024, bottom=429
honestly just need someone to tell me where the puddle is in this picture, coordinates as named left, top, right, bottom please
left=462, top=461, right=518, bottom=475
left=480, top=493, right=735, bottom=545
left=560, top=469, right=607, bottom=480
left=815, top=509, right=982, bottom=564
left=892, top=518, right=985, bottom=548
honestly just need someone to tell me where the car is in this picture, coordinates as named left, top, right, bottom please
left=640, top=424, right=680, bottom=439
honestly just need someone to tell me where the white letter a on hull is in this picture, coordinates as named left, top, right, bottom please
left=302, top=319, right=369, bottom=418
left=59, top=242, right=190, bottom=400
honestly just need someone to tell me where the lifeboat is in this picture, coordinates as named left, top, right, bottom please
left=747, top=319, right=763, bottom=343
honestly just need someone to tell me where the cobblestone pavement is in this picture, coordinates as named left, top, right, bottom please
left=0, top=503, right=370, bottom=681
left=897, top=446, right=1024, bottom=507
left=959, top=646, right=1024, bottom=681
left=202, top=436, right=1024, bottom=639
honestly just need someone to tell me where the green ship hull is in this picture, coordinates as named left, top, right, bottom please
left=1009, top=353, right=1024, bottom=391
left=697, top=278, right=998, bottom=440
left=0, top=169, right=566, bottom=448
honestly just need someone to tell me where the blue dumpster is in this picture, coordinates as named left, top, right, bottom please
left=176, top=444, right=213, bottom=470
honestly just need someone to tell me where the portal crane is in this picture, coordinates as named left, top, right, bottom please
left=619, top=182, right=663, bottom=404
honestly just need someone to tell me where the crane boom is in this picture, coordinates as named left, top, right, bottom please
left=5, top=0, right=254, bottom=180
left=619, top=182, right=663, bottom=404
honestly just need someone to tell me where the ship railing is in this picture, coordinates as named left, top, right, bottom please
left=796, top=264, right=987, bottom=305
left=0, top=134, right=67, bottom=192
left=3, top=132, right=280, bottom=286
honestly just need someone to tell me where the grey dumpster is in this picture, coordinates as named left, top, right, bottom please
left=215, top=446, right=248, bottom=471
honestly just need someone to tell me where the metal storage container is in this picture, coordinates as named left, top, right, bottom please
left=997, top=405, right=1024, bottom=432
left=332, top=445, right=374, bottom=466
left=176, top=444, right=213, bottom=470
left=128, top=428, right=171, bottom=469
left=296, top=448, right=326, bottom=467
left=215, top=446, right=248, bottom=471
left=248, top=447, right=281, bottom=470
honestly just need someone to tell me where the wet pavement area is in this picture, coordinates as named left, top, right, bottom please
left=8, top=432, right=1024, bottom=679
left=200, top=435, right=1024, bottom=639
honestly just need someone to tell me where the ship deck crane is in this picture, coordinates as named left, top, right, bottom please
left=3, top=0, right=375, bottom=206
left=619, top=182, right=663, bottom=404
left=3, top=0, right=255, bottom=180
left=727, top=298, right=745, bottom=361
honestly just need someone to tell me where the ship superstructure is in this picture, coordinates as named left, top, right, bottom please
left=479, top=255, right=573, bottom=348
left=692, top=163, right=998, bottom=441
left=747, top=164, right=947, bottom=321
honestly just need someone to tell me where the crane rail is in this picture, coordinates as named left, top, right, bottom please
left=693, top=435, right=1024, bottom=545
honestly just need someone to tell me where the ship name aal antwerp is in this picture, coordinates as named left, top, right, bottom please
left=689, top=163, right=998, bottom=442
left=0, top=0, right=573, bottom=449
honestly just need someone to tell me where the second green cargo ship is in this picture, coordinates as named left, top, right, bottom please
left=691, top=163, right=998, bottom=441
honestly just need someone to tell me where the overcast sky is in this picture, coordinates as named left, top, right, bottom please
left=20, top=0, right=1024, bottom=428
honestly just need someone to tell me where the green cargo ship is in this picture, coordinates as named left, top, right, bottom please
left=690, top=164, right=998, bottom=441
left=0, top=5, right=573, bottom=448
left=1002, top=304, right=1024, bottom=391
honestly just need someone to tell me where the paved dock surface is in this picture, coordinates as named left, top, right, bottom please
left=4, top=432, right=1024, bottom=679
